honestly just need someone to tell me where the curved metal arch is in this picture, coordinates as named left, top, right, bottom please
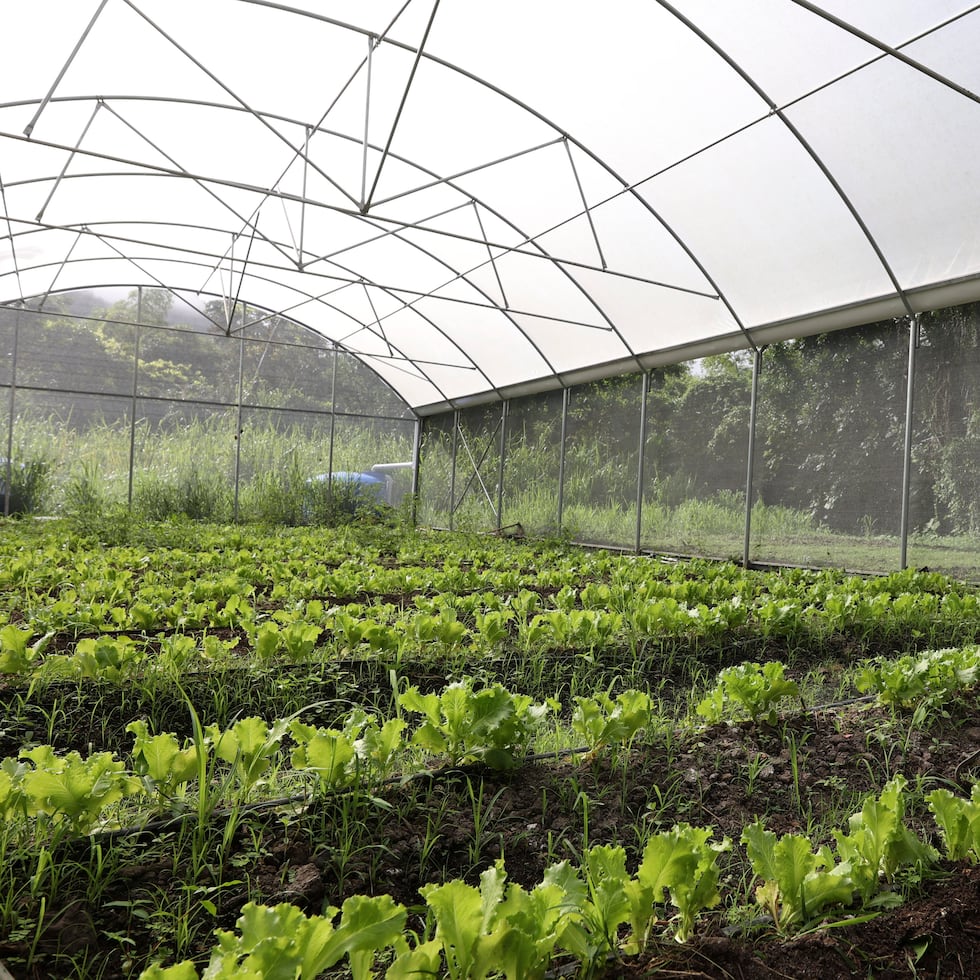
left=655, top=0, right=917, bottom=321
left=0, top=224, right=475, bottom=407
left=1, top=97, right=652, bottom=397
left=231, top=0, right=759, bottom=354
left=0, top=185, right=503, bottom=405
left=10, top=281, right=419, bottom=419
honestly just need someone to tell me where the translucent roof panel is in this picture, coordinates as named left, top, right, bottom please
left=3, top=1, right=980, bottom=415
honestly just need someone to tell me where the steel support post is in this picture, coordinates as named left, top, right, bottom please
left=557, top=387, right=570, bottom=532
left=233, top=319, right=245, bottom=522
left=327, top=346, right=338, bottom=493
left=4, top=309, right=20, bottom=517
left=899, top=314, right=919, bottom=569
left=635, top=372, right=650, bottom=554
left=410, top=416, right=422, bottom=527
left=495, top=400, right=508, bottom=530
left=449, top=409, right=459, bottom=531
left=127, top=288, right=142, bottom=509
left=742, top=347, right=763, bottom=568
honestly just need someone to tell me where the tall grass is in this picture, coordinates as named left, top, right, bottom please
left=6, top=410, right=415, bottom=526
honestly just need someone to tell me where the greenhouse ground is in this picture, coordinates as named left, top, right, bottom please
left=2, top=518, right=980, bottom=977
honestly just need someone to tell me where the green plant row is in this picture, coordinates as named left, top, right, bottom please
left=0, top=680, right=653, bottom=844
left=139, top=774, right=960, bottom=979
left=3, top=523, right=977, bottom=659
left=6, top=578, right=980, bottom=684
left=696, top=647, right=980, bottom=726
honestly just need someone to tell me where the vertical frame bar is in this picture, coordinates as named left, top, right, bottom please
left=742, top=346, right=763, bottom=568
left=449, top=409, right=459, bottom=532
left=233, top=316, right=245, bottom=522
left=410, top=416, right=422, bottom=527
left=327, top=346, right=338, bottom=492
left=635, top=371, right=650, bottom=554
left=557, top=386, right=569, bottom=531
left=495, top=400, right=508, bottom=530
left=127, top=288, right=143, bottom=509
left=4, top=309, right=20, bottom=517
left=899, top=314, right=919, bottom=569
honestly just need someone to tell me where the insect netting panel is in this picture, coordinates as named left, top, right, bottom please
left=500, top=389, right=563, bottom=537
left=417, top=413, right=455, bottom=529
left=751, top=321, right=907, bottom=572
left=11, top=308, right=137, bottom=398
left=0, top=307, right=14, bottom=388
left=332, top=350, right=415, bottom=421
left=10, top=390, right=133, bottom=509
left=238, top=408, right=331, bottom=490
left=562, top=376, right=643, bottom=548
left=907, top=304, right=980, bottom=581
left=136, top=325, right=240, bottom=405
left=640, top=358, right=750, bottom=560
left=131, top=399, right=239, bottom=522
left=240, top=326, right=336, bottom=413
left=329, top=415, right=415, bottom=490
left=450, top=404, right=506, bottom=532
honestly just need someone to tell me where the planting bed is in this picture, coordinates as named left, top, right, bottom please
left=2, top=518, right=980, bottom=978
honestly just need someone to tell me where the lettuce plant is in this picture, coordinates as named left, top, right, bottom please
left=696, top=661, right=802, bottom=725
left=928, top=783, right=980, bottom=862
left=398, top=679, right=558, bottom=770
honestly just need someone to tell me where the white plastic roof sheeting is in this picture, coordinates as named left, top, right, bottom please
left=2, top=1, right=980, bottom=415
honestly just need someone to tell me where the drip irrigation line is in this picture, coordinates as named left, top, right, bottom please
left=807, top=693, right=876, bottom=712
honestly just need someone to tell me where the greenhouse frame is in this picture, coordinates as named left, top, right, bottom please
left=4, top=1, right=980, bottom=576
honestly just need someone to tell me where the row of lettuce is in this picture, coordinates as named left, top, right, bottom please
left=139, top=773, right=980, bottom=979
left=4, top=575, right=980, bottom=681
left=6, top=645, right=980, bottom=847
left=1, top=526, right=977, bottom=667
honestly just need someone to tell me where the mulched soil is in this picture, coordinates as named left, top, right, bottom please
left=5, top=672, right=980, bottom=977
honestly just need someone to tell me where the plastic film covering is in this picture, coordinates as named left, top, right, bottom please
left=641, top=359, right=750, bottom=560
left=751, top=321, right=907, bottom=571
left=5, top=3, right=980, bottom=413
left=562, top=376, right=643, bottom=548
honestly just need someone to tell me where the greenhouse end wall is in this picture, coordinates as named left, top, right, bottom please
left=419, top=304, right=980, bottom=581
left=0, top=294, right=417, bottom=523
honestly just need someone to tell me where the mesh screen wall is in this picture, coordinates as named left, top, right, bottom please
left=751, top=322, right=907, bottom=572
left=500, top=390, right=564, bottom=537
left=640, top=360, right=749, bottom=560
left=907, top=306, right=980, bottom=580
left=418, top=304, right=980, bottom=581
left=417, top=412, right=455, bottom=529
left=0, top=293, right=415, bottom=519
left=562, top=377, right=643, bottom=548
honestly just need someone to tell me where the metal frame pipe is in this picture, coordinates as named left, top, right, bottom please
left=495, top=400, right=508, bottom=530
left=4, top=309, right=20, bottom=517
left=899, top=314, right=919, bottom=569
left=742, top=346, right=763, bottom=568
left=449, top=409, right=459, bottom=531
left=635, top=371, right=650, bottom=553
left=233, top=315, right=245, bottom=522
left=557, top=386, right=569, bottom=531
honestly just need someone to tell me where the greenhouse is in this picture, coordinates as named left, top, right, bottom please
left=9, top=5, right=980, bottom=980
left=5, top=2, right=980, bottom=574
